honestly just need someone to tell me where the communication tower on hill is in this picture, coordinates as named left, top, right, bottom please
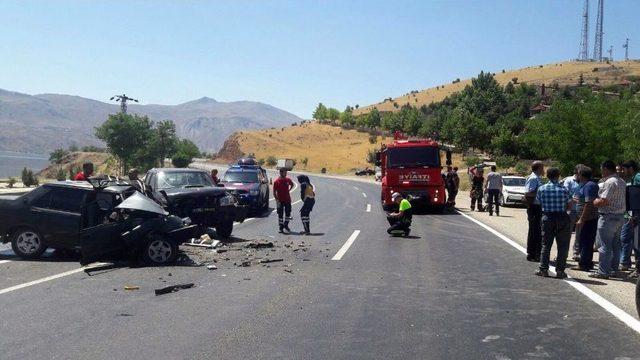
left=578, top=0, right=589, bottom=61
left=623, top=38, right=630, bottom=61
left=593, top=0, right=604, bottom=61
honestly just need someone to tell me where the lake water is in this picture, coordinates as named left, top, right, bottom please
left=0, top=151, right=49, bottom=178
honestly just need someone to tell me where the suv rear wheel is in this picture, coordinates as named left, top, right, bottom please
left=11, top=228, right=47, bottom=259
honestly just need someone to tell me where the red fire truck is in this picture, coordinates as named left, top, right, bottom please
left=377, top=132, right=452, bottom=211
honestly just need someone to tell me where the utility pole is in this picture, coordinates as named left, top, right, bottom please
left=623, top=38, right=630, bottom=61
left=593, top=0, right=604, bottom=61
left=110, top=94, right=139, bottom=114
left=578, top=0, right=589, bottom=61
left=608, top=45, right=613, bottom=61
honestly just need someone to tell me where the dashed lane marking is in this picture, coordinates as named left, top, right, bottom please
left=456, top=210, right=640, bottom=335
left=332, top=230, right=361, bottom=261
left=362, top=192, right=367, bottom=198
left=366, top=204, right=371, bottom=212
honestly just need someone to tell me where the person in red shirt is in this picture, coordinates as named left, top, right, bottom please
left=74, top=162, right=94, bottom=181
left=210, top=169, right=220, bottom=185
left=273, top=168, right=294, bottom=233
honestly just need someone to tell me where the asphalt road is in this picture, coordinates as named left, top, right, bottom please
left=1, top=174, right=639, bottom=360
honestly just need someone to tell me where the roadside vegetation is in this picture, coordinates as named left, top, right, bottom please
left=314, top=71, right=640, bottom=175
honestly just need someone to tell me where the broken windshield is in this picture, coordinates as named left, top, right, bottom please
left=157, top=171, right=213, bottom=189
left=387, top=147, right=440, bottom=168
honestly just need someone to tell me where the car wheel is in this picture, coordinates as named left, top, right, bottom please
left=142, top=235, right=178, bottom=265
left=11, top=228, right=47, bottom=259
left=216, top=220, right=234, bottom=239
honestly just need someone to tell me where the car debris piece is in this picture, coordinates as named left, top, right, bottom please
left=284, top=269, right=293, bottom=274
left=245, top=241, right=274, bottom=249
left=154, top=283, right=195, bottom=296
left=184, top=236, right=221, bottom=249
left=259, top=258, right=283, bottom=264
left=239, top=260, right=251, bottom=267
left=124, top=285, right=140, bottom=291
left=206, top=265, right=217, bottom=270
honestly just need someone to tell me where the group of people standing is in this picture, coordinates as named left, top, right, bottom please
left=524, top=160, right=640, bottom=280
left=466, top=165, right=504, bottom=216
left=273, top=168, right=315, bottom=235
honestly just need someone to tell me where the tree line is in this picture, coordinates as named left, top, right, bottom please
left=313, top=71, right=640, bottom=175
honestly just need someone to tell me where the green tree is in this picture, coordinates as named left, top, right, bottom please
left=340, top=108, right=355, bottom=127
left=154, top=120, right=178, bottom=166
left=312, top=103, right=328, bottom=121
left=367, top=108, right=381, bottom=128
left=49, top=149, right=69, bottom=164
left=95, top=113, right=154, bottom=172
left=327, top=108, right=341, bottom=121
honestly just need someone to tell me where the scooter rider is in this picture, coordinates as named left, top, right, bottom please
left=274, top=168, right=295, bottom=233
left=387, top=192, right=412, bottom=236
left=297, top=175, right=315, bottom=235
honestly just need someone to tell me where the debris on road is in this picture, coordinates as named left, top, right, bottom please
left=260, top=258, right=283, bottom=264
left=124, top=285, right=140, bottom=291
left=155, top=283, right=195, bottom=296
left=184, top=234, right=221, bottom=249
left=245, top=240, right=274, bottom=249
left=207, top=265, right=218, bottom=270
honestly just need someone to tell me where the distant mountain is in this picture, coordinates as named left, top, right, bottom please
left=0, top=89, right=301, bottom=154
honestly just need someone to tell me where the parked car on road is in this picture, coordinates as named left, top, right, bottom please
left=220, top=163, right=270, bottom=214
left=500, top=175, right=527, bottom=206
left=144, top=168, right=247, bottom=238
left=0, top=180, right=198, bottom=264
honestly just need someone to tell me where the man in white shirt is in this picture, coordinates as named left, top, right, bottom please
left=484, top=165, right=503, bottom=216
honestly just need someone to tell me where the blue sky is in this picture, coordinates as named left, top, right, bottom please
left=1, top=0, right=638, bottom=118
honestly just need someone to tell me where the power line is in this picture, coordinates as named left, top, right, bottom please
left=623, top=38, right=630, bottom=61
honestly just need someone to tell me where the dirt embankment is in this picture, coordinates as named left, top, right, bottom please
left=37, top=152, right=117, bottom=179
left=215, top=133, right=244, bottom=162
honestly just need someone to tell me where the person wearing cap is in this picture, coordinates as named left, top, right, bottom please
left=273, top=168, right=295, bottom=233
left=128, top=168, right=146, bottom=194
left=297, top=174, right=315, bottom=235
left=387, top=192, right=412, bottom=236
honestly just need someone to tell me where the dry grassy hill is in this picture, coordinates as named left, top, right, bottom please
left=215, top=122, right=386, bottom=174
left=354, top=60, right=640, bottom=115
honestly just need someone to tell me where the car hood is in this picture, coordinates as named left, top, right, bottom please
left=221, top=183, right=258, bottom=191
left=504, top=186, right=526, bottom=194
left=116, top=192, right=169, bottom=215
left=162, top=186, right=228, bottom=198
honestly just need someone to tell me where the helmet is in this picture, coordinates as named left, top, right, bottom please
left=391, top=192, right=402, bottom=201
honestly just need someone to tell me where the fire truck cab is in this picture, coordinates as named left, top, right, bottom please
left=377, top=132, right=452, bottom=211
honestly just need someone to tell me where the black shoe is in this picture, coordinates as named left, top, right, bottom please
left=535, top=269, right=549, bottom=277
left=404, top=229, right=410, bottom=237
left=556, top=271, right=567, bottom=279
left=279, top=227, right=284, bottom=233
left=284, top=226, right=291, bottom=233
left=527, top=255, right=540, bottom=262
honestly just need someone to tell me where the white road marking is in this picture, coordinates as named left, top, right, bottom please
left=362, top=192, right=367, bottom=198
left=0, top=263, right=108, bottom=296
left=366, top=204, right=371, bottom=212
left=456, top=210, right=640, bottom=335
left=0, top=260, right=11, bottom=265
left=353, top=186, right=360, bottom=190
left=332, top=230, right=361, bottom=261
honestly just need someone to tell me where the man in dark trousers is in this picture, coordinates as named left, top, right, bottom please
left=470, top=168, right=485, bottom=212
left=525, top=161, right=544, bottom=262
left=535, top=167, right=571, bottom=279
left=274, top=168, right=294, bottom=233
left=297, top=175, right=315, bottom=235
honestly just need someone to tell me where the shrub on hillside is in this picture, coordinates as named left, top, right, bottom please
left=8, top=177, right=16, bottom=188
left=55, top=168, right=66, bottom=181
left=465, top=156, right=481, bottom=167
left=21, top=167, right=38, bottom=187
left=266, top=156, right=277, bottom=167
left=321, top=167, right=327, bottom=174
left=495, top=155, right=517, bottom=169
left=515, top=162, right=529, bottom=176
left=171, top=154, right=191, bottom=168
left=368, top=134, right=377, bottom=144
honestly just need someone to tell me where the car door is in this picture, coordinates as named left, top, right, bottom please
left=79, top=221, right=128, bottom=265
left=45, top=188, right=86, bottom=249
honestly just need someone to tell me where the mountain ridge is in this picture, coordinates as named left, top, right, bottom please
left=0, top=89, right=301, bottom=154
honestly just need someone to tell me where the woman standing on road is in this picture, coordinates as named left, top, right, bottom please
left=297, top=175, right=315, bottom=235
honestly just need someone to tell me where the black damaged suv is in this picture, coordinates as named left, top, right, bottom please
left=144, top=168, right=248, bottom=238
